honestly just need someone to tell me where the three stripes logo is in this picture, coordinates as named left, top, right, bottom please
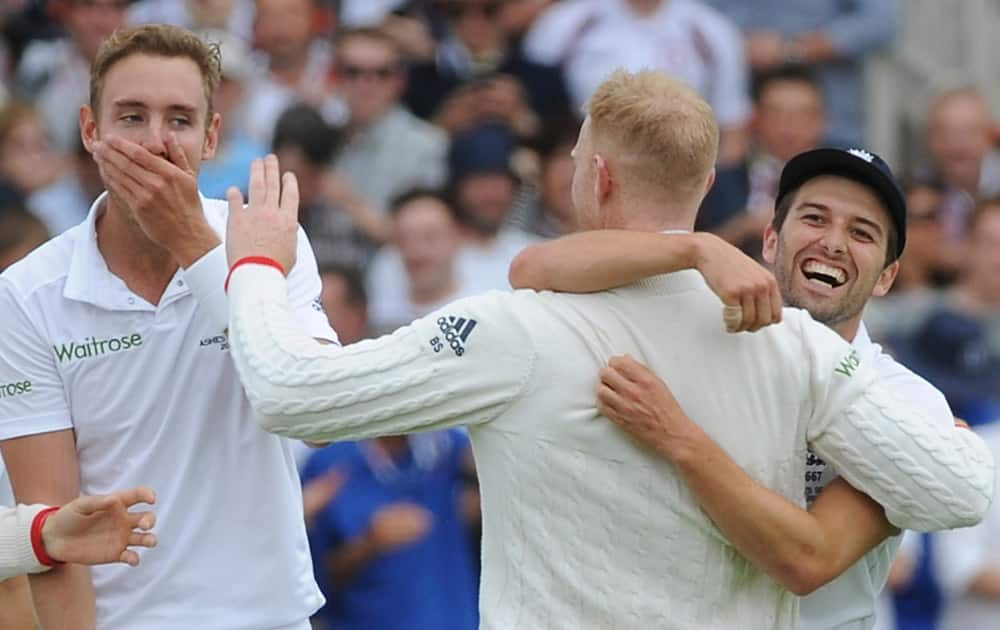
left=431, top=316, right=478, bottom=357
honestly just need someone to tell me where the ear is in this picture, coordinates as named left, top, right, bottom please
left=871, top=260, right=900, bottom=297
left=761, top=223, right=779, bottom=265
left=79, top=105, right=98, bottom=154
left=703, top=167, right=716, bottom=197
left=593, top=153, right=612, bottom=204
left=202, top=112, right=222, bottom=160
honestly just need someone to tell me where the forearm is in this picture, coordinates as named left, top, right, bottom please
left=810, top=382, right=995, bottom=531
left=968, top=567, right=1000, bottom=600
left=667, top=427, right=853, bottom=595
left=30, top=565, right=96, bottom=630
left=508, top=230, right=701, bottom=291
left=0, top=575, right=37, bottom=628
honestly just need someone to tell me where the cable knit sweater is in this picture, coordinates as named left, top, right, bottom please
left=228, top=265, right=995, bottom=630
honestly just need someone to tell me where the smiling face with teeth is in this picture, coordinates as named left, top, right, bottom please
left=763, top=175, right=900, bottom=340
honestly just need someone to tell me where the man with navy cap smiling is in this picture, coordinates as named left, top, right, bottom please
left=509, top=146, right=979, bottom=629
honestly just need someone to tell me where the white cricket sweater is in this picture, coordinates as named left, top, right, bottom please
left=228, top=266, right=994, bottom=629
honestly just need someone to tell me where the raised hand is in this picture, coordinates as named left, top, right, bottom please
left=42, top=487, right=158, bottom=567
left=225, top=154, right=299, bottom=274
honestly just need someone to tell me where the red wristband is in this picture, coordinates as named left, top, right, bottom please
left=225, top=256, right=286, bottom=293
left=30, top=506, right=64, bottom=567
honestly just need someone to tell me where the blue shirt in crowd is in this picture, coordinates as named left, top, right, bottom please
left=302, top=430, right=479, bottom=630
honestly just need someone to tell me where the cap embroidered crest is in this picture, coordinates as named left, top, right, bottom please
left=847, top=148, right=875, bottom=163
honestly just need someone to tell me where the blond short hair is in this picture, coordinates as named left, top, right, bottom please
left=90, top=24, right=222, bottom=121
left=587, top=70, right=719, bottom=197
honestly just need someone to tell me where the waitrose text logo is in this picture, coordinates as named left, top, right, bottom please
left=54, top=333, right=144, bottom=363
left=0, top=380, right=31, bottom=399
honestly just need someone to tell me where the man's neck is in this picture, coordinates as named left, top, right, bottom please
left=269, top=49, right=309, bottom=86
left=834, top=318, right=861, bottom=344
left=96, top=197, right=178, bottom=305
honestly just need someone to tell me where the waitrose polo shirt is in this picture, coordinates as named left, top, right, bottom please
left=0, top=193, right=334, bottom=630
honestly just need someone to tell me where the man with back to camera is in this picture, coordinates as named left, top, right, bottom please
left=0, top=25, right=335, bottom=630
left=509, top=146, right=968, bottom=629
left=222, top=70, right=993, bottom=629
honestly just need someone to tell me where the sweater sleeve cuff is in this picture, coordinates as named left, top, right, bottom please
left=1, top=504, right=52, bottom=576
left=183, top=244, right=230, bottom=333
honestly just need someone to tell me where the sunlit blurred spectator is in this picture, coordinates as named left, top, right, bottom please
left=196, top=28, right=268, bottom=199
left=318, top=262, right=369, bottom=344
left=333, top=28, right=448, bottom=212
left=405, top=0, right=571, bottom=137
left=698, top=65, right=825, bottom=252
left=245, top=0, right=344, bottom=144
left=301, top=430, right=479, bottom=630
left=367, top=190, right=474, bottom=335
left=0, top=200, right=49, bottom=272
left=127, top=0, right=256, bottom=41
left=917, top=87, right=1000, bottom=242
left=272, top=103, right=377, bottom=269
left=16, top=0, right=127, bottom=152
left=449, top=122, right=538, bottom=292
left=705, top=0, right=898, bottom=147
left=935, top=422, right=1000, bottom=630
left=524, top=0, right=750, bottom=164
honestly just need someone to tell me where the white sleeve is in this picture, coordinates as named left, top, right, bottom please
left=227, top=264, right=535, bottom=442
left=798, top=317, right=995, bottom=532
left=0, top=503, right=49, bottom=580
left=0, top=278, right=72, bottom=441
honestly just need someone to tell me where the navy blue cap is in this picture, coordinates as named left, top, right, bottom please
left=448, top=122, right=517, bottom=183
left=776, top=147, right=907, bottom=259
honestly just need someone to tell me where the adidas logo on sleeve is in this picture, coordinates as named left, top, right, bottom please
left=430, top=316, right=478, bottom=357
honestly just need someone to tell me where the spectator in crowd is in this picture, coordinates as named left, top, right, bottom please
left=368, top=190, right=474, bottom=335
left=332, top=27, right=449, bottom=212
left=524, top=0, right=751, bottom=164
left=705, top=0, right=898, bottom=147
left=891, top=183, right=962, bottom=292
left=449, top=122, right=538, bottom=292
left=318, top=262, right=370, bottom=344
left=512, top=115, right=580, bottom=238
left=698, top=64, right=825, bottom=253
left=272, top=103, right=380, bottom=269
left=16, top=0, right=127, bottom=152
left=301, top=430, right=479, bottom=630
left=196, top=28, right=268, bottom=199
left=29, top=138, right=105, bottom=236
left=919, top=87, right=1000, bottom=242
left=245, top=0, right=343, bottom=144
left=0, top=100, right=74, bottom=231
left=128, top=0, right=256, bottom=42
left=867, top=198, right=1000, bottom=358
left=0, top=201, right=49, bottom=272
left=935, top=421, right=1000, bottom=630
left=405, top=0, right=571, bottom=137
left=889, top=308, right=1000, bottom=426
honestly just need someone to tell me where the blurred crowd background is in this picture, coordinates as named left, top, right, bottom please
left=0, top=1, right=999, bottom=629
